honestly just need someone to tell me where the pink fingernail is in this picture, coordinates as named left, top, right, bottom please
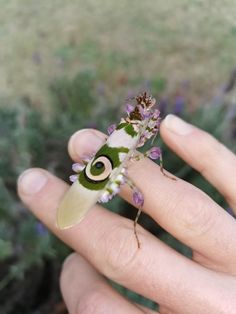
left=164, top=114, right=194, bottom=135
left=70, top=129, right=105, bottom=157
left=18, top=169, right=48, bottom=195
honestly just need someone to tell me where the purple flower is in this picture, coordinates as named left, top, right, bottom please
left=133, top=189, right=144, bottom=207
left=125, top=103, right=134, bottom=115
left=143, top=110, right=152, bottom=119
left=148, top=147, right=161, bottom=160
left=138, top=106, right=150, bottom=119
left=72, top=162, right=85, bottom=172
left=152, top=109, right=160, bottom=120
left=69, top=174, right=78, bottom=182
left=107, top=123, right=116, bottom=135
left=137, top=134, right=147, bottom=148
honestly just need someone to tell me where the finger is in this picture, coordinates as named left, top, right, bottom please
left=17, top=168, right=236, bottom=312
left=60, top=253, right=143, bottom=314
left=161, top=114, right=236, bottom=211
left=68, top=128, right=236, bottom=273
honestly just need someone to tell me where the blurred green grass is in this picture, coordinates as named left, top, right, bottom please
left=1, top=0, right=236, bottom=108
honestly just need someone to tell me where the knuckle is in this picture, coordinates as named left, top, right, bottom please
left=75, top=289, right=106, bottom=314
left=99, top=221, right=141, bottom=280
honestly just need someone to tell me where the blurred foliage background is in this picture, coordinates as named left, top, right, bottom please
left=0, top=1, right=236, bottom=313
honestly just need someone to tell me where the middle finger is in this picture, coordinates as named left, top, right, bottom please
left=69, top=129, right=236, bottom=273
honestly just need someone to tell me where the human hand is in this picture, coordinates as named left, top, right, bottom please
left=17, top=115, right=236, bottom=313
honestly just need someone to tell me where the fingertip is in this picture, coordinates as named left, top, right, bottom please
left=17, top=168, right=49, bottom=198
left=161, top=114, right=195, bottom=137
left=17, top=168, right=68, bottom=228
left=68, top=128, right=106, bottom=160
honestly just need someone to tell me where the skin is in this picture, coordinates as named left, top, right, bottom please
left=17, top=115, right=236, bottom=313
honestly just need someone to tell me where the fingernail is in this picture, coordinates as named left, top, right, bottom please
left=69, top=129, right=105, bottom=157
left=18, top=169, right=48, bottom=195
left=164, top=114, right=194, bottom=135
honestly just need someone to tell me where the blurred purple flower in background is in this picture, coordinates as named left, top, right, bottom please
left=32, top=52, right=42, bottom=65
left=226, top=207, right=236, bottom=218
left=85, top=122, right=97, bottom=129
left=158, top=97, right=168, bottom=116
left=223, top=68, right=236, bottom=93
left=173, top=95, right=185, bottom=115
left=211, top=90, right=225, bottom=107
left=35, top=222, right=48, bottom=236
left=225, top=103, right=236, bottom=139
left=96, top=82, right=106, bottom=95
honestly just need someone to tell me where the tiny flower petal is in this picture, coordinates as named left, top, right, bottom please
left=72, top=162, right=85, bottom=172
left=148, top=147, right=161, bottom=160
left=137, top=135, right=146, bottom=148
left=99, top=191, right=110, bottom=203
left=150, top=97, right=156, bottom=107
left=69, top=174, right=78, bottom=182
left=133, top=190, right=144, bottom=207
left=143, top=111, right=152, bottom=119
left=125, top=103, right=134, bottom=114
left=109, top=182, right=120, bottom=194
left=120, top=167, right=127, bottom=175
left=148, top=119, right=156, bottom=128
left=116, top=174, right=126, bottom=184
left=107, top=123, right=116, bottom=135
left=152, top=109, right=160, bottom=119
left=138, top=105, right=145, bottom=118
